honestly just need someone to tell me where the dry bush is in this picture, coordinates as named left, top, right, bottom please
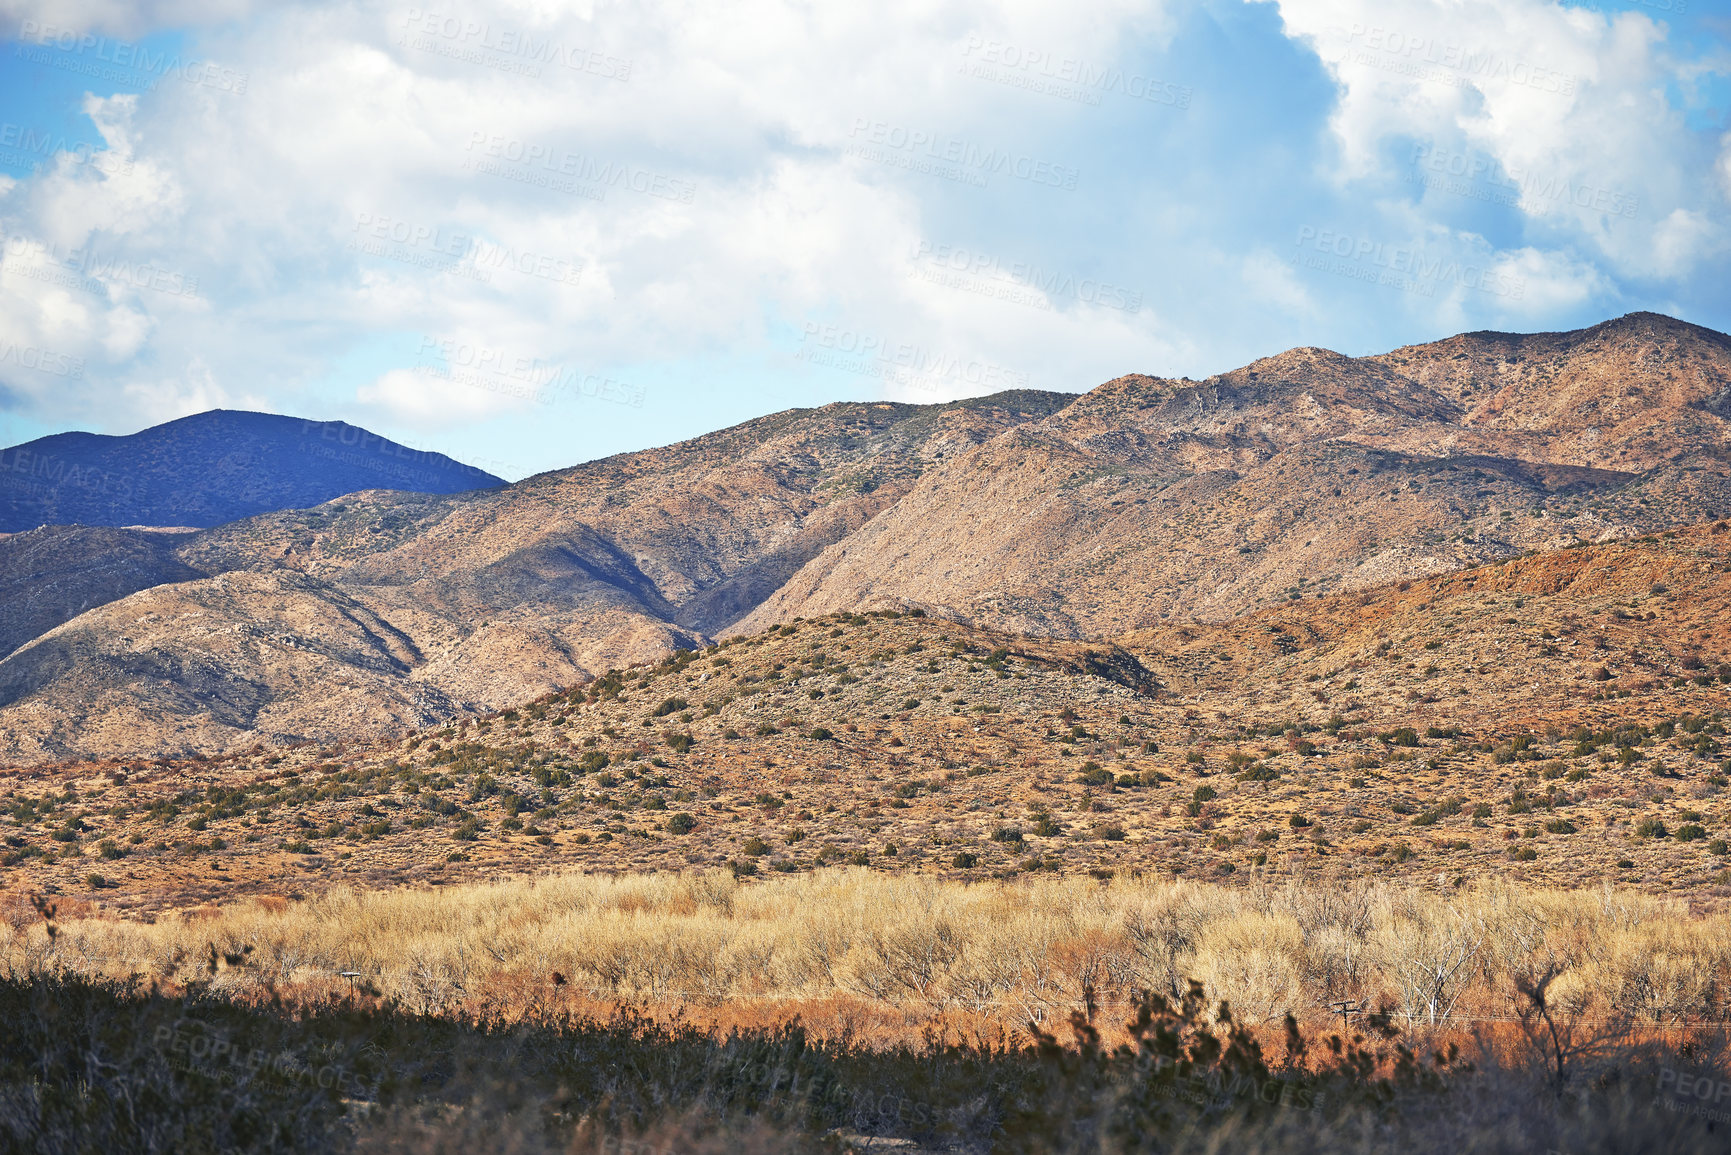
left=4, top=870, right=1730, bottom=1038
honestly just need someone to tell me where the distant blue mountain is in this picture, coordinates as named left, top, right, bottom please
left=0, top=410, right=505, bottom=532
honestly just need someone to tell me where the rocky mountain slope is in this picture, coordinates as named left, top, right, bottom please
left=0, top=526, right=203, bottom=658
left=0, top=410, right=505, bottom=532
left=743, top=313, right=1731, bottom=634
left=2, top=313, right=1729, bottom=763
left=4, top=523, right=1728, bottom=912
left=0, top=394, right=1073, bottom=760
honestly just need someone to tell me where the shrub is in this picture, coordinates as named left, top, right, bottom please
left=1077, top=764, right=1113, bottom=786
left=1675, top=824, right=1707, bottom=842
left=1633, top=817, right=1668, bottom=839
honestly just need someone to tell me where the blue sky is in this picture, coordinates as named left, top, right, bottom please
left=0, top=0, right=1726, bottom=480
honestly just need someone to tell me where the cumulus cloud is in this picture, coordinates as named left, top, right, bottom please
left=1266, top=0, right=1727, bottom=283
left=0, top=0, right=1724, bottom=474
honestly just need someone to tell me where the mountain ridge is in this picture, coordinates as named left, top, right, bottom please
left=0, top=409, right=506, bottom=533
left=3, top=313, right=1731, bottom=762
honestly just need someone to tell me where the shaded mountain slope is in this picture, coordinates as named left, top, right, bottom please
left=0, top=410, right=505, bottom=532
left=0, top=526, right=205, bottom=659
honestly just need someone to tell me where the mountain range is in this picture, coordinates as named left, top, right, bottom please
left=1, top=310, right=1728, bottom=763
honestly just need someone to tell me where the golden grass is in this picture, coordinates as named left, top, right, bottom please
left=6, top=869, right=1729, bottom=1038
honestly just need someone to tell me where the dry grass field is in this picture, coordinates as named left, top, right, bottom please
left=5, top=870, right=1731, bottom=1153
left=6, top=870, right=1730, bottom=1036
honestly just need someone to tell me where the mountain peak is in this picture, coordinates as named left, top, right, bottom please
left=0, top=411, right=504, bottom=532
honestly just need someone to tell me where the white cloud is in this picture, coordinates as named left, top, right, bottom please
left=0, top=0, right=257, bottom=38
left=0, top=0, right=1722, bottom=466
left=120, top=353, right=238, bottom=421
left=356, top=366, right=516, bottom=425
left=1267, top=0, right=1726, bottom=284
left=1240, top=249, right=1315, bottom=315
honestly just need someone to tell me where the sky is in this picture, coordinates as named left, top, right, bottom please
left=0, top=0, right=1726, bottom=483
